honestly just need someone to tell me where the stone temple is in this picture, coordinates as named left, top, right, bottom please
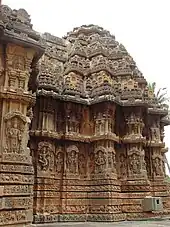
left=0, top=4, right=170, bottom=227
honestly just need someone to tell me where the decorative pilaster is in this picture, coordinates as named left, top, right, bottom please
left=0, top=5, right=44, bottom=226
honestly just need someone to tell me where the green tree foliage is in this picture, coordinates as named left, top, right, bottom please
left=148, top=82, right=170, bottom=109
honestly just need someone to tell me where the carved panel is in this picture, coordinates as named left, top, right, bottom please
left=37, top=141, right=54, bottom=172
left=66, top=145, right=79, bottom=175
left=55, top=148, right=64, bottom=174
left=3, top=111, right=27, bottom=154
left=94, top=146, right=106, bottom=174
left=6, top=44, right=35, bottom=91
left=152, top=155, right=163, bottom=177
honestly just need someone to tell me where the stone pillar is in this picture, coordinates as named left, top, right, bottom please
left=87, top=103, right=124, bottom=222
left=0, top=44, right=34, bottom=226
left=121, top=107, right=150, bottom=220
left=0, top=5, right=44, bottom=226
left=147, top=113, right=169, bottom=205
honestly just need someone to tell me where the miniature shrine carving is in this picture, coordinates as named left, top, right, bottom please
left=0, top=4, right=170, bottom=226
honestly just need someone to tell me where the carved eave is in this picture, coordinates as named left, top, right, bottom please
left=161, top=115, right=170, bottom=126
left=29, top=130, right=120, bottom=143
left=148, top=142, right=165, bottom=148
left=36, top=89, right=90, bottom=105
left=122, top=135, right=146, bottom=144
left=1, top=29, right=45, bottom=61
left=91, top=133, right=119, bottom=143
left=147, top=107, right=168, bottom=117
left=36, top=90, right=158, bottom=108
left=0, top=88, right=36, bottom=105
left=146, top=139, right=165, bottom=148
left=121, top=99, right=147, bottom=107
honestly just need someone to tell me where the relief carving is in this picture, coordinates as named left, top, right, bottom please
left=55, top=151, right=64, bottom=174
left=94, top=147, right=106, bottom=174
left=4, top=112, right=26, bottom=154
left=38, top=141, right=54, bottom=172
left=153, top=156, right=163, bottom=176
left=128, top=147, right=141, bottom=175
left=150, top=128, right=160, bottom=142
left=78, top=154, right=86, bottom=175
left=66, top=145, right=79, bottom=174
left=1, top=19, right=169, bottom=225
left=119, top=154, right=127, bottom=176
left=107, top=148, right=116, bottom=173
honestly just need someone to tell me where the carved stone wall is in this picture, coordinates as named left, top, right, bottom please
left=0, top=5, right=43, bottom=226
left=1, top=4, right=170, bottom=226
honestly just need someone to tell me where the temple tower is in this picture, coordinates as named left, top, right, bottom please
left=0, top=4, right=170, bottom=226
left=30, top=25, right=170, bottom=224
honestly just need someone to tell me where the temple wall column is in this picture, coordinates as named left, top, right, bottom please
left=86, top=103, right=124, bottom=222
left=147, top=113, right=170, bottom=211
left=120, top=107, right=150, bottom=220
left=0, top=43, right=38, bottom=226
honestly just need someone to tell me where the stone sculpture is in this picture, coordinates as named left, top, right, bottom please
left=0, top=4, right=170, bottom=226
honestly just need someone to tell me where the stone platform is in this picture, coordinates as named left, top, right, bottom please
left=33, top=220, right=170, bottom=227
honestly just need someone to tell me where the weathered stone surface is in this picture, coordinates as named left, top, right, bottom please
left=0, top=4, right=44, bottom=227
left=0, top=4, right=170, bottom=227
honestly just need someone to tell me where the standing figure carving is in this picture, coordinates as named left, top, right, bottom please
left=119, top=154, right=127, bottom=176
left=94, top=148, right=106, bottom=174
left=153, top=157, right=162, bottom=176
left=107, top=148, right=116, bottom=173
left=66, top=145, right=79, bottom=174
left=56, top=151, right=64, bottom=174
left=5, top=113, right=25, bottom=154
left=78, top=154, right=86, bottom=175
left=129, top=153, right=140, bottom=175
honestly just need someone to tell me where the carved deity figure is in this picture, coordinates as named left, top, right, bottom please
left=153, top=157, right=162, bottom=176
left=78, top=154, right=86, bottom=175
left=108, top=151, right=116, bottom=173
left=13, top=56, right=25, bottom=71
left=38, top=144, right=50, bottom=171
left=129, top=153, right=140, bottom=175
left=95, top=150, right=106, bottom=173
left=67, top=150, right=78, bottom=174
left=151, top=128, right=160, bottom=141
left=119, top=154, right=127, bottom=176
left=56, top=152, right=64, bottom=173
left=88, top=152, right=95, bottom=174
left=6, top=117, right=22, bottom=153
left=145, top=157, right=150, bottom=176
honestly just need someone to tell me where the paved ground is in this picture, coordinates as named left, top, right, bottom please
left=34, top=220, right=170, bottom=227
